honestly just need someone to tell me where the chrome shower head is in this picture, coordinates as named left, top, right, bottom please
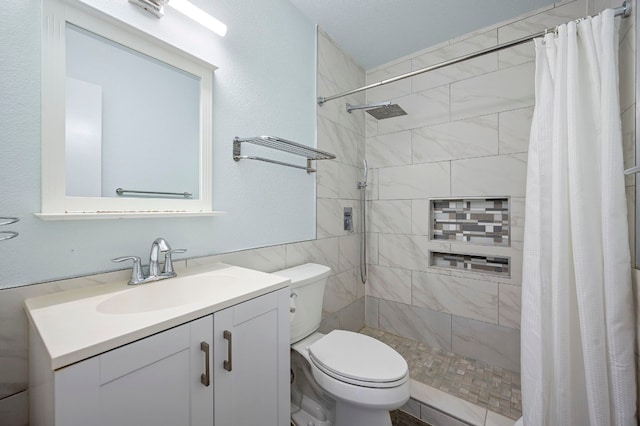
left=345, top=101, right=407, bottom=120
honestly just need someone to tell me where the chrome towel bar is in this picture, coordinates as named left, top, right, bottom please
left=233, top=136, right=336, bottom=173
left=115, top=188, right=193, bottom=198
left=0, top=217, right=19, bottom=241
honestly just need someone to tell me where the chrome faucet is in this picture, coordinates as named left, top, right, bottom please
left=112, top=237, right=186, bottom=285
left=148, top=237, right=171, bottom=277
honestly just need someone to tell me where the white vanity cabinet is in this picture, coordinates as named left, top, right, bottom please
left=28, top=283, right=290, bottom=426
left=48, top=316, right=214, bottom=426
left=213, top=286, right=290, bottom=425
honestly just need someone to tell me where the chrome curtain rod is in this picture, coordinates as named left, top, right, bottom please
left=317, top=1, right=631, bottom=106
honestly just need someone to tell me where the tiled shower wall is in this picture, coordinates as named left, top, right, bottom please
left=0, top=29, right=367, bottom=426
left=363, top=0, right=637, bottom=373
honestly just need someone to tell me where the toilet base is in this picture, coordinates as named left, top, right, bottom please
left=335, top=400, right=391, bottom=426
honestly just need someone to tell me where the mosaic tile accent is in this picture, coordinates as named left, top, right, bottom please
left=361, top=327, right=522, bottom=420
left=432, top=199, right=510, bottom=246
left=431, top=252, right=510, bottom=277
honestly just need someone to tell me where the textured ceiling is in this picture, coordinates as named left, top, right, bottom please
left=288, top=0, right=558, bottom=70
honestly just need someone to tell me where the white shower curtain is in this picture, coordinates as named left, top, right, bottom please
left=521, top=8, right=637, bottom=426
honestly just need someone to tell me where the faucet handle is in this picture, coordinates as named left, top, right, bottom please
left=162, top=249, right=187, bottom=276
left=112, top=256, right=145, bottom=285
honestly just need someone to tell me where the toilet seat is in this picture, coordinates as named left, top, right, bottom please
left=308, top=330, right=408, bottom=389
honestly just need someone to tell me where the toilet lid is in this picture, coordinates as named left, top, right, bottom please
left=308, top=330, right=408, bottom=387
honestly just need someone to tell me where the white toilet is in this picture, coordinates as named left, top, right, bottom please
left=275, top=263, right=410, bottom=426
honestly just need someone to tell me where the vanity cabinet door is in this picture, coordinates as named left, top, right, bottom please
left=213, top=288, right=290, bottom=426
left=54, top=316, right=213, bottom=426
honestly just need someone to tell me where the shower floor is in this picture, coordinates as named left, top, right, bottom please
left=360, top=327, right=522, bottom=422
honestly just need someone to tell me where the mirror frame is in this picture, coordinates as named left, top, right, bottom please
left=39, top=0, right=216, bottom=219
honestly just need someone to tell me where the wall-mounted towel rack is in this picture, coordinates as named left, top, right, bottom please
left=0, top=217, right=19, bottom=241
left=233, top=136, right=336, bottom=173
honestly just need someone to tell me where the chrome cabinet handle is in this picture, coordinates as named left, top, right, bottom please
left=223, top=330, right=233, bottom=372
left=200, top=341, right=210, bottom=386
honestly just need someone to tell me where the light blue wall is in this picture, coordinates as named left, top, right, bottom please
left=0, top=0, right=316, bottom=289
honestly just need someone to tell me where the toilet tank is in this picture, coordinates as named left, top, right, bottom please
left=273, top=263, right=331, bottom=343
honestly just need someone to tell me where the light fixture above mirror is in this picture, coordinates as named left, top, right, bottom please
left=129, top=0, right=227, bottom=37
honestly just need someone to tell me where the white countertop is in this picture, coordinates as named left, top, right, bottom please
left=25, top=263, right=290, bottom=370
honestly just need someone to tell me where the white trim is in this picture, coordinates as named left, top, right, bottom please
left=41, top=0, right=216, bottom=218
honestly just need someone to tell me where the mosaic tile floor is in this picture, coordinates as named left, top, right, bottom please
left=361, top=327, right=522, bottom=420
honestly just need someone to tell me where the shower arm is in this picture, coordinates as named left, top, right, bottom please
left=317, top=0, right=631, bottom=106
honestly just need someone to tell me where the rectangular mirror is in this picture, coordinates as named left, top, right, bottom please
left=40, top=0, right=216, bottom=218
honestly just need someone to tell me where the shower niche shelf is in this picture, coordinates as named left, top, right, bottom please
left=431, top=251, right=510, bottom=278
left=233, top=136, right=336, bottom=173
left=431, top=197, right=510, bottom=246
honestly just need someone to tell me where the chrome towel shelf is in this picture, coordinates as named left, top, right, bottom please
left=233, top=136, right=336, bottom=173
left=0, top=217, right=19, bottom=241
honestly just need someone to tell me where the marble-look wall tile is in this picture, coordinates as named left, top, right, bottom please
left=498, top=1, right=587, bottom=44
left=338, top=163, right=362, bottom=200
left=365, top=168, right=379, bottom=201
left=316, top=159, right=341, bottom=199
left=366, top=130, right=412, bottom=168
left=323, top=269, right=358, bottom=315
left=401, top=398, right=422, bottom=419
left=285, top=237, right=340, bottom=273
left=450, top=62, right=535, bottom=121
left=366, top=60, right=412, bottom=103
left=379, top=299, right=452, bottom=351
left=411, top=31, right=498, bottom=93
left=379, top=162, right=451, bottom=200
left=317, top=116, right=361, bottom=167
left=366, top=232, right=379, bottom=266
left=317, top=198, right=358, bottom=238
left=317, top=76, right=366, bottom=136
left=339, top=234, right=360, bottom=272
left=410, top=379, right=487, bottom=426
left=412, top=272, right=499, bottom=324
left=485, top=410, right=517, bottom=426
left=317, top=73, right=342, bottom=124
left=497, top=42, right=535, bottom=69
left=317, top=30, right=364, bottom=92
left=379, top=234, right=450, bottom=272
left=0, top=271, right=130, bottom=400
left=339, top=297, right=366, bottom=332
left=510, top=197, right=526, bottom=242
left=0, top=390, right=28, bottom=426
left=411, top=200, right=431, bottom=236
left=451, top=154, right=528, bottom=197
left=318, top=310, right=340, bottom=333
left=339, top=92, right=367, bottom=137
left=499, top=284, right=522, bottom=329
left=367, top=265, right=412, bottom=304
left=622, top=104, right=635, bottom=187
left=498, top=1, right=588, bottom=67
left=420, top=404, right=468, bottom=426
left=213, top=245, right=287, bottom=273
left=365, top=295, right=380, bottom=328
left=452, top=316, right=521, bottom=371
left=412, top=115, right=499, bottom=163
left=617, top=18, right=634, bottom=114
left=377, top=85, right=450, bottom=135
left=499, top=107, right=533, bottom=155
left=370, top=200, right=412, bottom=234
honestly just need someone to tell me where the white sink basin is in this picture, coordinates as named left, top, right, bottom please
left=97, top=274, right=238, bottom=314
